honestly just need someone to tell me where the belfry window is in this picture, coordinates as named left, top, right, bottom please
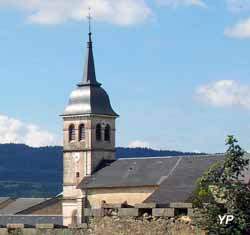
left=96, top=124, right=102, bottom=141
left=104, top=124, right=111, bottom=141
left=69, top=124, right=76, bottom=142
left=79, top=124, right=85, bottom=141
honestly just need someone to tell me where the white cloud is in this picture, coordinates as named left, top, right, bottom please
left=224, top=18, right=250, bottom=38
left=128, top=140, right=152, bottom=148
left=0, top=115, right=60, bottom=147
left=156, top=0, right=207, bottom=8
left=227, top=0, right=250, bottom=12
left=196, top=80, right=250, bottom=109
left=0, top=0, right=151, bottom=26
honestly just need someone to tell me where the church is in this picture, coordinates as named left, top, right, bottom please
left=2, top=29, right=247, bottom=227
left=60, top=30, right=225, bottom=226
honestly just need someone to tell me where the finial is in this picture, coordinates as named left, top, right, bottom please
left=87, top=7, right=92, bottom=42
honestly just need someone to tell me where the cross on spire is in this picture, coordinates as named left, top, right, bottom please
left=78, top=8, right=101, bottom=87
left=87, top=8, right=92, bottom=42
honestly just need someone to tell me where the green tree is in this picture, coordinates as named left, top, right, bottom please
left=195, top=135, right=250, bottom=235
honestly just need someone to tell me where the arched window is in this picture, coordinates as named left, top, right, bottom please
left=96, top=124, right=102, bottom=141
left=69, top=124, right=75, bottom=142
left=104, top=124, right=111, bottom=141
left=79, top=124, right=85, bottom=141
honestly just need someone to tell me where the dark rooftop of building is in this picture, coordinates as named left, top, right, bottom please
left=145, top=155, right=224, bottom=204
left=0, top=197, right=63, bottom=225
left=0, top=198, right=50, bottom=215
left=78, top=155, right=225, bottom=204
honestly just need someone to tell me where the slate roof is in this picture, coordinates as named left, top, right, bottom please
left=0, top=198, right=9, bottom=205
left=78, top=155, right=225, bottom=204
left=62, top=32, right=118, bottom=117
left=0, top=198, right=50, bottom=215
left=63, top=85, right=118, bottom=117
left=145, top=155, right=224, bottom=204
left=0, top=197, right=63, bottom=225
left=78, top=156, right=180, bottom=188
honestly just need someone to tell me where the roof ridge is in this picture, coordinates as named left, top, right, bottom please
left=118, top=154, right=222, bottom=160
left=118, top=156, right=178, bottom=160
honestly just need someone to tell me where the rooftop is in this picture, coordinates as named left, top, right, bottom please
left=0, top=198, right=50, bottom=215
left=63, top=32, right=118, bottom=117
left=78, top=155, right=225, bottom=204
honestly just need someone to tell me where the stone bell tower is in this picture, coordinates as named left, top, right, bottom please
left=61, top=31, right=119, bottom=225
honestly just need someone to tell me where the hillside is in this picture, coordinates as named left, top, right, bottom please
left=0, top=144, right=204, bottom=197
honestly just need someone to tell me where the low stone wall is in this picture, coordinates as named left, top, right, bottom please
left=0, top=228, right=87, bottom=235
left=0, top=203, right=203, bottom=234
left=0, top=216, right=204, bottom=235
left=87, top=213, right=204, bottom=235
left=0, top=215, right=62, bottom=226
left=84, top=202, right=194, bottom=218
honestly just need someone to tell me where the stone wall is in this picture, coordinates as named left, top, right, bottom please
left=0, top=216, right=205, bottom=235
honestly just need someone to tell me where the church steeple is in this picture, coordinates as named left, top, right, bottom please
left=62, top=13, right=118, bottom=226
left=78, top=10, right=101, bottom=87
left=63, top=8, right=118, bottom=117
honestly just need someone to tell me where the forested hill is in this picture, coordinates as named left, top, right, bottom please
left=0, top=144, right=205, bottom=197
left=116, top=148, right=203, bottom=158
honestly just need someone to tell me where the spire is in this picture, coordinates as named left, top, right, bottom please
left=78, top=9, right=101, bottom=87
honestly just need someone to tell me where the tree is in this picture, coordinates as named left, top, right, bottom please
left=194, top=135, right=250, bottom=235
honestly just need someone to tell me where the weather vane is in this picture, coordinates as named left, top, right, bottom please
left=87, top=7, right=92, bottom=34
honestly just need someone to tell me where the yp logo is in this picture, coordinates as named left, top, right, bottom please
left=219, top=215, right=234, bottom=225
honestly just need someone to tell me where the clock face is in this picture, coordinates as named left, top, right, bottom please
left=73, top=152, right=80, bottom=162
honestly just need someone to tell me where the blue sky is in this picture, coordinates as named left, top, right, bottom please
left=0, top=0, right=250, bottom=153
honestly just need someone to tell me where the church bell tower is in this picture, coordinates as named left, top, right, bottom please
left=61, top=31, right=119, bottom=225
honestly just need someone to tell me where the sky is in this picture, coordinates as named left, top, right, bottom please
left=0, top=0, right=250, bottom=153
